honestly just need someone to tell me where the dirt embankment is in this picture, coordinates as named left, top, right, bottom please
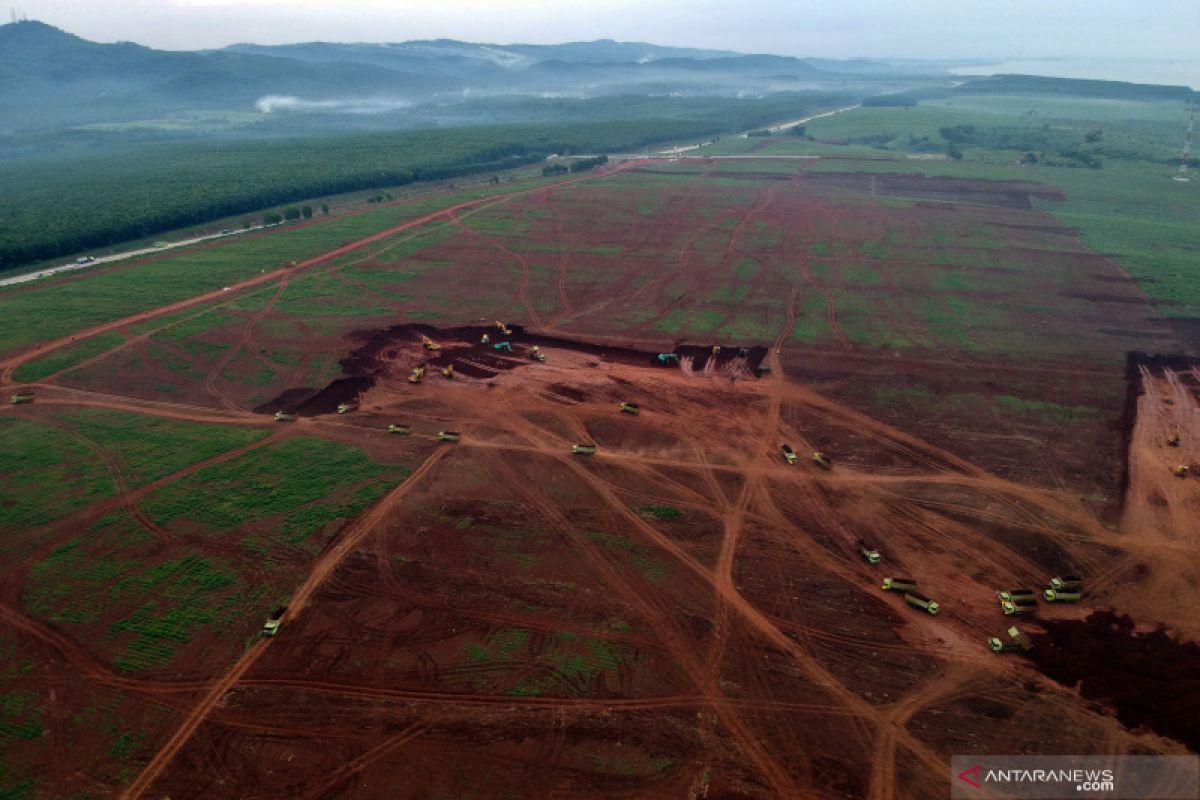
left=255, top=323, right=767, bottom=416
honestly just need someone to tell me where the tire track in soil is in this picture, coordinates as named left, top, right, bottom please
left=297, top=719, right=433, bottom=800
left=448, top=212, right=544, bottom=328
left=476, top=448, right=803, bottom=799
left=122, top=446, right=450, bottom=800
left=204, top=270, right=290, bottom=411
left=826, top=292, right=853, bottom=350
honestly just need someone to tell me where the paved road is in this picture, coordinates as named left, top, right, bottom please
left=0, top=226, right=266, bottom=289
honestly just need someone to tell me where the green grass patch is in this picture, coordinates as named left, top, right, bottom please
left=141, top=437, right=408, bottom=545
left=11, top=333, right=126, bottom=382
left=637, top=506, right=685, bottom=521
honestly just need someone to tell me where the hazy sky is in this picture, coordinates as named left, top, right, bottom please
left=14, top=0, right=1200, bottom=62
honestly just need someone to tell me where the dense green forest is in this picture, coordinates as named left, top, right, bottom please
left=0, top=93, right=852, bottom=272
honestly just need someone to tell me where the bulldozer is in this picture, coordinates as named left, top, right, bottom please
left=274, top=411, right=295, bottom=422
left=619, top=402, right=641, bottom=415
left=1168, top=432, right=1181, bottom=447
left=1174, top=464, right=1190, bottom=478
left=812, top=452, right=832, bottom=470
left=409, top=366, right=425, bottom=384
left=494, top=341, right=513, bottom=353
left=9, top=391, right=34, bottom=405
left=337, top=400, right=358, bottom=414
left=529, top=345, right=546, bottom=363
left=495, top=320, right=512, bottom=336
left=442, top=364, right=455, bottom=379
left=387, top=424, right=411, bottom=435
left=421, top=335, right=441, bottom=351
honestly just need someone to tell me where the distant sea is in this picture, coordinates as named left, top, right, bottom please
left=949, top=59, right=1200, bottom=91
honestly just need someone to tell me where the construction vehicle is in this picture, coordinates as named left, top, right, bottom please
left=529, top=345, right=546, bottom=363
left=1001, top=598, right=1037, bottom=616
left=496, top=320, right=512, bottom=336
left=812, top=452, right=832, bottom=470
left=1044, top=587, right=1082, bottom=603
left=656, top=353, right=679, bottom=365
left=1049, top=576, right=1082, bottom=592
left=619, top=402, right=641, bottom=415
left=262, top=607, right=286, bottom=636
left=481, top=333, right=491, bottom=345
left=1168, top=432, right=1181, bottom=447
left=989, top=626, right=1033, bottom=653
left=274, top=411, right=295, bottom=422
left=387, top=424, right=411, bottom=435
left=571, top=443, right=597, bottom=456
left=494, top=342, right=513, bottom=353
left=409, top=366, right=425, bottom=384
left=437, top=431, right=461, bottom=442
left=9, top=391, right=34, bottom=405
left=421, top=335, right=441, bottom=351
left=712, top=345, right=721, bottom=355
left=337, top=401, right=358, bottom=414
left=1008, top=626, right=1033, bottom=651
left=1174, top=464, right=1190, bottom=478
left=442, top=364, right=454, bottom=379
left=780, top=444, right=798, bottom=464
left=904, top=592, right=940, bottom=615
left=856, top=541, right=881, bottom=565
left=882, top=577, right=918, bottom=593
left=998, top=590, right=1037, bottom=616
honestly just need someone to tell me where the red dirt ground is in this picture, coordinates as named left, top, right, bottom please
left=1, top=156, right=1197, bottom=799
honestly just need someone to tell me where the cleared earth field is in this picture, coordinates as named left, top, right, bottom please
left=1, top=140, right=1198, bottom=798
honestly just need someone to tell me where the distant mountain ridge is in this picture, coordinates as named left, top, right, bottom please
left=1, top=20, right=908, bottom=130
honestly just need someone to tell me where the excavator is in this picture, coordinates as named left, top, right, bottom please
left=1173, top=464, right=1190, bottom=478
left=496, top=320, right=512, bottom=336
left=812, top=452, right=832, bottom=470
left=1168, top=432, right=1181, bottom=447
left=409, top=366, right=425, bottom=384
left=421, top=335, right=441, bottom=351
left=442, top=364, right=454, bottom=379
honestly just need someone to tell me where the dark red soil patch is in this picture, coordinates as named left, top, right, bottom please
left=1029, top=611, right=1200, bottom=751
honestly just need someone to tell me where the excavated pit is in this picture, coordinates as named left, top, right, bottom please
left=1029, top=611, right=1200, bottom=752
left=255, top=323, right=767, bottom=416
